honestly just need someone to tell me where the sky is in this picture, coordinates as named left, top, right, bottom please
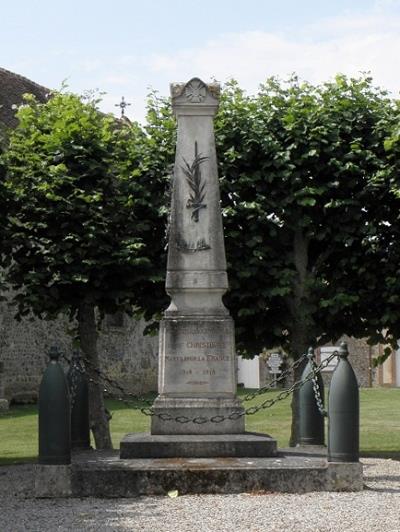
left=2, top=0, right=400, bottom=122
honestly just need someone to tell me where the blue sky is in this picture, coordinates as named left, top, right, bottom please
left=2, top=0, right=400, bottom=121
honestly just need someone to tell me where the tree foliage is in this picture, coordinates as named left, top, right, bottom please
left=2, top=90, right=168, bottom=447
left=4, top=91, right=166, bottom=320
left=2, top=76, right=399, bottom=446
left=364, top=97, right=400, bottom=359
left=215, top=75, right=397, bottom=358
left=143, top=76, right=398, bottom=444
left=142, top=75, right=397, bottom=359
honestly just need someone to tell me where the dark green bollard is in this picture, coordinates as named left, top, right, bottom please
left=67, top=351, right=90, bottom=450
left=328, top=342, right=359, bottom=462
left=39, top=346, right=71, bottom=464
left=299, top=347, right=325, bottom=446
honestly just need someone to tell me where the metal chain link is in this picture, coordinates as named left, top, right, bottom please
left=309, top=351, right=337, bottom=417
left=61, top=352, right=154, bottom=408
left=243, top=352, right=309, bottom=401
left=59, top=348, right=337, bottom=424
left=141, top=350, right=338, bottom=423
left=241, top=350, right=337, bottom=417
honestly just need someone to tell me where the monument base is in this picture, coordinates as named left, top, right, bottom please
left=41, top=448, right=363, bottom=497
left=150, top=396, right=245, bottom=435
left=120, top=432, right=278, bottom=459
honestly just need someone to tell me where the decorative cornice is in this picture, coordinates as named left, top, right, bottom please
left=170, top=77, right=220, bottom=107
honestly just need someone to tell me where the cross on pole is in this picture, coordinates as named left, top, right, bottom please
left=115, top=96, right=131, bottom=117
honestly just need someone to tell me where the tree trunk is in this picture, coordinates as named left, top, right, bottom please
left=287, top=228, right=314, bottom=447
left=288, top=328, right=309, bottom=447
left=78, top=299, right=113, bottom=450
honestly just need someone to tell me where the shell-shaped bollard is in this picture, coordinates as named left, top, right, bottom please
left=67, top=350, right=90, bottom=450
left=328, top=342, right=359, bottom=462
left=39, top=346, right=71, bottom=464
left=299, top=347, right=325, bottom=446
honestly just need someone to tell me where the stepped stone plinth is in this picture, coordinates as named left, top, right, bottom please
left=35, top=448, right=363, bottom=497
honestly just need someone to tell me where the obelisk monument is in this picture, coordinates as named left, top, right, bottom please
left=120, top=78, right=277, bottom=457
left=151, top=78, right=245, bottom=434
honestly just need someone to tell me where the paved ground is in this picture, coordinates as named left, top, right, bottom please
left=0, top=457, right=399, bottom=531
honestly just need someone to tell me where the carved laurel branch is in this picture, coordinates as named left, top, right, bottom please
left=181, top=149, right=208, bottom=223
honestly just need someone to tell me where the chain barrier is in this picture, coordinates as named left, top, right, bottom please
left=243, top=352, right=309, bottom=402
left=60, top=347, right=337, bottom=424
left=309, top=351, right=337, bottom=417
left=141, top=350, right=338, bottom=424
left=61, top=352, right=154, bottom=408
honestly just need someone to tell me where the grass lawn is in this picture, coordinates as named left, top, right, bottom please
left=0, top=387, right=399, bottom=465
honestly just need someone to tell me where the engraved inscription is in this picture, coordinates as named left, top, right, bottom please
left=160, top=320, right=236, bottom=395
left=166, top=355, right=229, bottom=362
left=187, top=341, right=225, bottom=349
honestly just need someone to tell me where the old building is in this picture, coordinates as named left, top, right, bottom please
left=238, top=336, right=400, bottom=389
left=0, top=67, right=48, bottom=129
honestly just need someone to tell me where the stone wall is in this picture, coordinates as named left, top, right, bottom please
left=0, top=296, right=394, bottom=404
left=316, top=335, right=378, bottom=387
left=0, top=300, right=158, bottom=403
left=258, top=336, right=381, bottom=389
left=97, top=314, right=158, bottom=395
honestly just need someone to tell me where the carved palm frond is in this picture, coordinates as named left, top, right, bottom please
left=181, top=146, right=208, bottom=222
left=182, top=154, right=208, bottom=203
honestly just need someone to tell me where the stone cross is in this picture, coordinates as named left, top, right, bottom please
left=151, top=77, right=245, bottom=435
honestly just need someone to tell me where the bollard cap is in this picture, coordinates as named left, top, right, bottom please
left=49, top=345, right=60, bottom=361
left=338, top=342, right=349, bottom=358
left=307, top=346, right=314, bottom=360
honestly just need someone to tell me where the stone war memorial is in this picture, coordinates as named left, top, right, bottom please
left=120, top=77, right=276, bottom=458
left=35, top=78, right=363, bottom=497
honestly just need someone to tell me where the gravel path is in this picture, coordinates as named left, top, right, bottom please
left=0, top=458, right=399, bottom=532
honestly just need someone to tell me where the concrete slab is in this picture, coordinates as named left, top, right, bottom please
left=120, top=432, right=278, bottom=458
left=48, top=447, right=363, bottom=498
left=35, top=464, right=72, bottom=497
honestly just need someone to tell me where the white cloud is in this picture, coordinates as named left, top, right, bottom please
left=89, top=1, right=400, bottom=123
left=146, top=8, right=400, bottom=99
left=100, top=93, right=125, bottom=115
left=103, top=74, right=135, bottom=86
left=79, top=59, right=104, bottom=73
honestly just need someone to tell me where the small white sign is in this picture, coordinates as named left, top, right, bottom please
left=267, top=352, right=283, bottom=374
left=320, top=347, right=339, bottom=372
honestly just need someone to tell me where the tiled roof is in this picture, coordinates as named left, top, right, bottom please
left=0, top=67, right=49, bottom=129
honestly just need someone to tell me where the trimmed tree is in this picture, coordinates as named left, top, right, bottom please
left=142, top=76, right=397, bottom=443
left=4, top=77, right=396, bottom=447
left=216, top=75, right=395, bottom=443
left=364, top=104, right=400, bottom=358
left=3, top=91, right=167, bottom=448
